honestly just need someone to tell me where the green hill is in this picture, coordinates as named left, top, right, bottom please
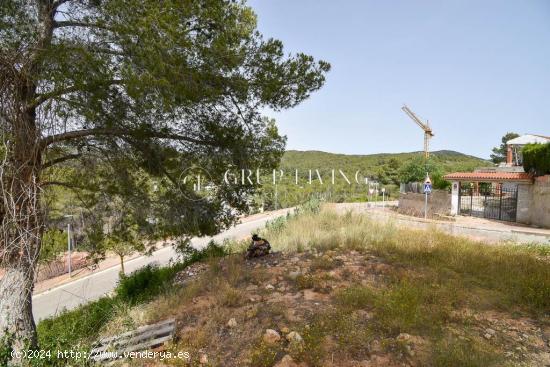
left=254, top=150, right=489, bottom=209
left=281, top=150, right=489, bottom=174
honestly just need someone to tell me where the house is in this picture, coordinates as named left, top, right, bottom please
left=504, top=134, right=550, bottom=167
left=443, top=134, right=550, bottom=228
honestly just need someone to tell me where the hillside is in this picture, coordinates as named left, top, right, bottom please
left=254, top=150, right=489, bottom=210
left=281, top=150, right=489, bottom=174
left=37, top=206, right=550, bottom=367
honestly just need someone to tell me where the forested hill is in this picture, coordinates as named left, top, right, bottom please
left=281, top=150, right=488, bottom=173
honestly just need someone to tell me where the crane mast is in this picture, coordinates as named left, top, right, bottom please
left=401, top=105, right=434, bottom=159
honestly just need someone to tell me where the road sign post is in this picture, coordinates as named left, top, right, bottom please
left=424, top=175, right=432, bottom=219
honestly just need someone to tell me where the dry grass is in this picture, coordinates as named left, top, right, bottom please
left=263, top=207, right=550, bottom=314
left=101, top=207, right=548, bottom=367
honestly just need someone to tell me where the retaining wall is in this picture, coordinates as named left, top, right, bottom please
left=398, top=190, right=452, bottom=218
left=517, top=175, right=550, bottom=228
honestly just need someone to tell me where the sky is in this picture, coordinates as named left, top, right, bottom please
left=248, top=0, right=550, bottom=159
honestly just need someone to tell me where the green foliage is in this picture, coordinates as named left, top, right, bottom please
left=522, top=143, right=550, bottom=176
left=433, top=337, right=503, bottom=367
left=249, top=341, right=283, bottom=367
left=490, top=132, right=519, bottom=164
left=297, top=196, right=321, bottom=215
left=116, top=265, right=175, bottom=305
left=335, top=285, right=375, bottom=310
left=102, top=217, right=146, bottom=273
left=10, top=0, right=329, bottom=244
left=39, top=229, right=67, bottom=264
left=0, top=333, right=14, bottom=366
left=36, top=297, right=117, bottom=366
left=398, top=156, right=439, bottom=183
left=264, top=215, right=289, bottom=235
left=257, top=150, right=486, bottom=209
left=36, top=241, right=228, bottom=365
left=4, top=0, right=330, bottom=350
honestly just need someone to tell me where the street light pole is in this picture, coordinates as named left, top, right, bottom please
left=64, top=214, right=74, bottom=277
left=67, top=222, right=72, bottom=277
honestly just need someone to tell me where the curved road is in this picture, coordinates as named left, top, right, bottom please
left=32, top=210, right=290, bottom=322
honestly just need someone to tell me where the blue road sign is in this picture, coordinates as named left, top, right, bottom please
left=424, top=183, right=432, bottom=194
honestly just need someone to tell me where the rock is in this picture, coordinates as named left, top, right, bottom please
left=263, top=329, right=281, bottom=344
left=227, top=318, right=237, bottom=328
left=483, top=328, right=496, bottom=339
left=199, top=354, right=208, bottom=364
left=397, top=333, right=412, bottom=342
left=370, top=340, right=382, bottom=353
left=286, top=331, right=303, bottom=343
left=265, top=284, right=275, bottom=290
left=405, top=344, right=415, bottom=357
left=288, top=271, right=301, bottom=280
left=274, top=354, right=298, bottom=367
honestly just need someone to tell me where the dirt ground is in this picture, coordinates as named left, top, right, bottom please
left=119, top=249, right=549, bottom=367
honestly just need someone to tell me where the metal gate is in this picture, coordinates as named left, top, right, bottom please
left=459, top=185, right=518, bottom=222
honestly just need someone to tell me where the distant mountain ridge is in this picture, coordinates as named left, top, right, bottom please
left=284, top=149, right=487, bottom=162
left=280, top=149, right=490, bottom=180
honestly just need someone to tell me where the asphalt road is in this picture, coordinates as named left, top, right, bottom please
left=32, top=210, right=290, bottom=322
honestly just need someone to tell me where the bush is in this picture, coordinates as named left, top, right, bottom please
left=117, top=240, right=227, bottom=304
left=36, top=240, right=228, bottom=365
left=116, top=264, right=176, bottom=304
left=296, top=196, right=321, bottom=215
left=36, top=297, right=118, bottom=366
left=522, top=143, right=550, bottom=176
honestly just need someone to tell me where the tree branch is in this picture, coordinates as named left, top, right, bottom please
left=40, top=128, right=215, bottom=150
left=42, top=153, right=82, bottom=169
left=29, top=80, right=124, bottom=109
left=41, top=181, right=88, bottom=190
left=53, top=20, right=112, bottom=31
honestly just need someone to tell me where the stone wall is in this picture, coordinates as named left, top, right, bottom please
left=517, top=175, right=550, bottom=228
left=398, top=190, right=452, bottom=218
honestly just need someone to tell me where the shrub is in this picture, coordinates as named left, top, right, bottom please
left=117, top=240, right=227, bottom=304
left=264, top=215, right=288, bottom=234
left=36, top=240, right=229, bottom=365
left=335, top=285, right=375, bottom=310
left=522, top=143, right=550, bottom=176
left=36, top=297, right=118, bottom=366
left=433, top=336, right=503, bottom=367
left=297, top=197, right=321, bottom=215
left=116, top=264, right=175, bottom=304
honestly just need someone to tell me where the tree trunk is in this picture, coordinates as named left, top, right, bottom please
left=120, top=255, right=125, bottom=275
left=0, top=174, right=42, bottom=365
left=0, top=85, right=43, bottom=363
left=0, top=265, right=37, bottom=351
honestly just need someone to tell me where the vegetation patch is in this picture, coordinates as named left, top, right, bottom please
left=34, top=208, right=550, bottom=367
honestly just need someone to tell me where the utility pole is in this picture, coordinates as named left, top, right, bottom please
left=65, top=214, right=74, bottom=277
left=67, top=222, right=72, bottom=277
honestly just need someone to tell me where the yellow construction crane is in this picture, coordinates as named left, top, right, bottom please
left=401, top=105, right=434, bottom=159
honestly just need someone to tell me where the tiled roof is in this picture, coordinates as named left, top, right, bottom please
left=443, top=172, right=533, bottom=182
